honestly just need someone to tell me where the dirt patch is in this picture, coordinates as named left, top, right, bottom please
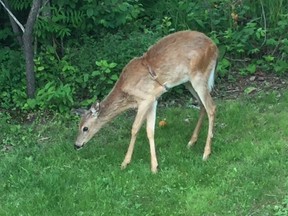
left=214, top=71, right=288, bottom=100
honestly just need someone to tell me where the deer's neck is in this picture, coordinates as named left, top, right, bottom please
left=98, top=86, right=135, bottom=124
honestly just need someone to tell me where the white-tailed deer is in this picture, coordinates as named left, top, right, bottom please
left=74, top=31, right=218, bottom=173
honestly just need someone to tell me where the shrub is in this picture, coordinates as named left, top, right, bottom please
left=1, top=0, right=288, bottom=113
left=0, top=48, right=25, bottom=109
left=67, top=31, right=161, bottom=100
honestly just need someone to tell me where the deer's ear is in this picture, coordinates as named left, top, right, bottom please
left=71, top=108, right=88, bottom=116
left=90, top=102, right=100, bottom=116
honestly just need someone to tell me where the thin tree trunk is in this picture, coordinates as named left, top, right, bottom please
left=22, top=0, right=42, bottom=98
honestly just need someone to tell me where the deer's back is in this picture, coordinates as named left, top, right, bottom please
left=118, top=31, right=218, bottom=96
left=145, top=31, right=217, bottom=69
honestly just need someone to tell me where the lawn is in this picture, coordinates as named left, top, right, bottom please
left=0, top=90, right=288, bottom=216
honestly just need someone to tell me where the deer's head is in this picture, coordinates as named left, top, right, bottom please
left=74, top=102, right=101, bottom=150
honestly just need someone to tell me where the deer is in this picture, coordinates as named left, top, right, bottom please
left=74, top=30, right=218, bottom=173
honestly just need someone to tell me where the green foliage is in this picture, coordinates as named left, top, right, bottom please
left=23, top=82, right=74, bottom=113
left=260, top=14, right=288, bottom=75
left=142, top=0, right=288, bottom=77
left=66, top=31, right=160, bottom=99
left=217, top=58, right=231, bottom=78
left=0, top=47, right=25, bottom=109
left=220, top=22, right=265, bottom=56
left=34, top=0, right=143, bottom=45
left=0, top=26, right=13, bottom=41
left=246, top=0, right=287, bottom=28
left=155, top=16, right=175, bottom=35
left=0, top=46, right=75, bottom=112
left=71, top=31, right=160, bottom=70
left=211, top=16, right=287, bottom=76
left=91, top=0, right=143, bottom=29
left=8, top=0, right=32, bottom=11
left=141, top=0, right=236, bottom=33
left=90, top=60, right=118, bottom=97
left=0, top=30, right=158, bottom=112
left=1, top=0, right=288, bottom=112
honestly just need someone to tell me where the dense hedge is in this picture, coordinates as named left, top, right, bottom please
left=0, top=0, right=287, bottom=112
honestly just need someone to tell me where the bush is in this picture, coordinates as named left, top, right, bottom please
left=0, top=47, right=25, bottom=109
left=66, top=31, right=161, bottom=100
left=2, top=31, right=160, bottom=112
left=1, top=0, right=288, bottom=113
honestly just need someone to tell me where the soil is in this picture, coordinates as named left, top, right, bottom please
left=214, top=71, right=288, bottom=100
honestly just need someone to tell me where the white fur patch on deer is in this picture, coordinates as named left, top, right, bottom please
left=74, top=31, right=218, bottom=173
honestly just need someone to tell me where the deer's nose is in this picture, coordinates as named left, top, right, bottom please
left=74, top=144, right=82, bottom=150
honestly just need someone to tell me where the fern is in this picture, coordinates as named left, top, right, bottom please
left=9, top=0, right=32, bottom=11
left=64, top=9, right=84, bottom=27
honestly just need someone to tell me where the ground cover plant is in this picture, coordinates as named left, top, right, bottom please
left=1, top=90, right=287, bottom=215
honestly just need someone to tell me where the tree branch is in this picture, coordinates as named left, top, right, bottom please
left=0, top=0, right=25, bottom=33
left=3, top=0, right=23, bottom=46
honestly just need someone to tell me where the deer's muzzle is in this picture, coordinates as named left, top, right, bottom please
left=74, top=140, right=86, bottom=150
left=74, top=144, right=83, bottom=150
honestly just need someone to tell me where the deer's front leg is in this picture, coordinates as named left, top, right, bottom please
left=146, top=101, right=158, bottom=173
left=121, top=101, right=152, bottom=170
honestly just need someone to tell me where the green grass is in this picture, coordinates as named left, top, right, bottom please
left=1, top=90, right=288, bottom=216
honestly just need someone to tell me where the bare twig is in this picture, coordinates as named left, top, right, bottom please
left=226, top=57, right=251, bottom=62
left=37, top=0, right=50, bottom=18
left=0, top=0, right=25, bottom=32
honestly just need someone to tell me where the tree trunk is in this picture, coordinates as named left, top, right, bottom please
left=22, top=0, right=42, bottom=98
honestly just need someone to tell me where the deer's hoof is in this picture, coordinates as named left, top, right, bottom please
left=121, top=162, right=129, bottom=170
left=151, top=167, right=158, bottom=174
left=187, top=140, right=196, bottom=149
left=202, top=153, right=210, bottom=161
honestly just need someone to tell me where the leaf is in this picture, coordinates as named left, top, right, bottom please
left=110, top=74, right=118, bottom=81
left=83, top=74, right=89, bottom=82
left=247, top=64, right=256, bottom=74
left=26, top=99, right=37, bottom=109
left=86, top=8, right=94, bottom=17
left=118, top=3, right=128, bottom=12
left=95, top=61, right=103, bottom=67
left=264, top=55, right=274, bottom=62
left=244, top=87, right=257, bottom=95
left=37, top=66, right=45, bottom=71
left=92, top=70, right=101, bottom=76
left=100, top=76, right=106, bottom=81
left=109, top=62, right=117, bottom=68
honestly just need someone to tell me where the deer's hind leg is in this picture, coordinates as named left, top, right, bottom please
left=146, top=100, right=158, bottom=173
left=189, top=78, right=216, bottom=160
left=184, top=83, right=206, bottom=148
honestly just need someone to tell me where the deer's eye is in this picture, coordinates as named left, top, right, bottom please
left=83, top=127, right=89, bottom=132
